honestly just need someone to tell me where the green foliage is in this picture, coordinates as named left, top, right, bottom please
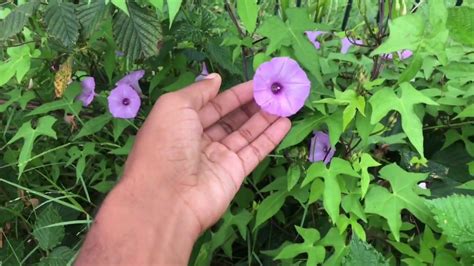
left=113, top=2, right=161, bottom=60
left=365, top=164, right=435, bottom=241
left=45, top=1, right=80, bottom=47
left=7, top=116, right=57, bottom=176
left=0, top=1, right=39, bottom=40
left=0, top=0, right=473, bottom=264
left=342, top=237, right=388, bottom=266
left=427, top=195, right=474, bottom=255
left=32, top=205, right=65, bottom=251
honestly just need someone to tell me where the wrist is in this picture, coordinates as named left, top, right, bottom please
left=77, top=174, right=201, bottom=265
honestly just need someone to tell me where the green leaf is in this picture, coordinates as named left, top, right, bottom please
left=0, top=45, right=39, bottom=86
left=32, top=205, right=65, bottom=251
left=447, top=7, right=474, bottom=47
left=73, top=114, right=112, bottom=140
left=237, top=0, right=259, bottom=33
left=77, top=1, right=108, bottom=37
left=113, top=2, right=161, bottom=60
left=149, top=0, right=164, bottom=11
left=275, top=226, right=326, bottom=265
left=398, top=53, right=423, bottom=83
left=427, top=194, right=474, bottom=255
left=277, top=115, right=324, bottom=151
left=27, top=82, right=82, bottom=116
left=0, top=89, right=35, bottom=113
left=370, top=83, right=438, bottom=157
left=7, top=116, right=57, bottom=176
left=112, top=0, right=129, bottom=16
left=168, top=0, right=183, bottom=27
left=254, top=191, right=288, bottom=230
left=38, top=246, right=75, bottom=266
left=0, top=0, right=39, bottom=40
left=287, top=164, right=301, bottom=191
left=258, top=8, right=325, bottom=88
left=357, top=153, right=380, bottom=198
left=365, top=164, right=436, bottom=241
left=342, top=237, right=388, bottom=266
left=455, top=105, right=474, bottom=119
left=371, top=14, right=424, bottom=55
left=45, top=1, right=80, bottom=47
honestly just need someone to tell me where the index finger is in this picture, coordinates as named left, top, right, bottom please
left=199, top=80, right=254, bottom=129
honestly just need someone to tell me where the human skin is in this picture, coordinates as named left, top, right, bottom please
left=75, top=74, right=291, bottom=265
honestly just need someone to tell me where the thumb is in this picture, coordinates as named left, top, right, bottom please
left=174, top=73, right=222, bottom=110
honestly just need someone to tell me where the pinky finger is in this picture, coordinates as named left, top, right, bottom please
left=237, top=118, right=291, bottom=177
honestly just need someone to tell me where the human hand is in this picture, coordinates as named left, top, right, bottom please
left=76, top=74, right=291, bottom=265
left=124, top=73, right=291, bottom=231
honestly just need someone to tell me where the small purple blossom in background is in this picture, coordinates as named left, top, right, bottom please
left=116, top=70, right=145, bottom=96
left=418, top=182, right=427, bottom=189
left=382, top=50, right=413, bottom=60
left=309, top=131, right=335, bottom=164
left=253, top=57, right=311, bottom=117
left=340, top=37, right=363, bottom=54
left=77, top=77, right=95, bottom=107
left=108, top=84, right=141, bottom=119
left=195, top=62, right=209, bottom=81
left=115, top=51, right=125, bottom=57
left=305, top=31, right=325, bottom=49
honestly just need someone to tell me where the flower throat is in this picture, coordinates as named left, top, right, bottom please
left=271, top=82, right=283, bottom=94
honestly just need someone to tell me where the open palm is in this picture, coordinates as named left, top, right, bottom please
left=125, top=74, right=290, bottom=232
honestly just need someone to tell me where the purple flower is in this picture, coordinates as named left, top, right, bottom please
left=195, top=62, right=209, bottom=81
left=77, top=77, right=95, bottom=107
left=107, top=84, right=141, bottom=119
left=253, top=57, right=311, bottom=117
left=308, top=131, right=335, bottom=164
left=341, top=37, right=363, bottom=54
left=305, top=31, right=325, bottom=49
left=382, top=50, right=413, bottom=60
left=116, top=70, right=145, bottom=96
left=115, top=51, right=125, bottom=57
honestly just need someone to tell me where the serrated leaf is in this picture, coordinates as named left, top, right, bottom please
left=342, top=237, right=388, bottom=266
left=237, top=0, right=259, bottom=33
left=113, top=2, right=161, bottom=60
left=45, top=2, right=80, bottom=47
left=7, top=116, right=57, bottom=176
left=38, top=246, right=75, bottom=266
left=73, top=114, right=112, bottom=140
left=427, top=194, right=474, bottom=255
left=0, top=0, right=39, bottom=40
left=77, top=1, right=108, bottom=37
left=370, top=83, right=438, bottom=157
left=32, top=205, right=65, bottom=251
left=365, top=164, right=436, bottom=241
left=168, top=0, right=183, bottom=27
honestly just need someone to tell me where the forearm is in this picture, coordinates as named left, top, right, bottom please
left=75, top=176, right=201, bottom=265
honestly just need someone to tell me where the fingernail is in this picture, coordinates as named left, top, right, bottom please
left=204, top=73, right=218, bottom=80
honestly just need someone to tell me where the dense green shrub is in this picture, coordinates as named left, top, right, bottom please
left=0, top=0, right=473, bottom=265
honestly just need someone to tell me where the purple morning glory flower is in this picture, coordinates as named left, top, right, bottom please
left=195, top=62, right=209, bottom=81
left=305, top=31, right=325, bottom=49
left=77, top=77, right=95, bottom=107
left=116, top=70, right=145, bottom=96
left=253, top=57, right=311, bottom=117
left=340, top=37, right=363, bottom=54
left=107, top=84, right=141, bottom=119
left=308, top=131, right=335, bottom=164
